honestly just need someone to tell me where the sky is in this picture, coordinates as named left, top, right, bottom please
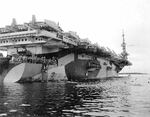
left=0, top=0, right=150, bottom=73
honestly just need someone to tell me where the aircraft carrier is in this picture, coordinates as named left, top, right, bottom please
left=0, top=15, right=131, bottom=82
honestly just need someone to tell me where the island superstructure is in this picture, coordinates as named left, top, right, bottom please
left=0, top=15, right=131, bottom=82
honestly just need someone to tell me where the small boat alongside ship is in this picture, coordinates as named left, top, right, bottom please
left=0, top=15, right=131, bottom=83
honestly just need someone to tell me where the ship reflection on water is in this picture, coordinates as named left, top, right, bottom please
left=0, top=75, right=150, bottom=117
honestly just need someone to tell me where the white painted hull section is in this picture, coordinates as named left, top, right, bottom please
left=4, top=63, right=42, bottom=83
left=96, top=58, right=117, bottom=78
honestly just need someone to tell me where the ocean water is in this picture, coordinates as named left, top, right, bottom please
left=0, top=75, right=150, bottom=117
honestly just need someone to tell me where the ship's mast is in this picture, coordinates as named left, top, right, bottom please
left=121, top=30, right=128, bottom=59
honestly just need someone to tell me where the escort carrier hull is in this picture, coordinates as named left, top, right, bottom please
left=0, top=16, right=131, bottom=83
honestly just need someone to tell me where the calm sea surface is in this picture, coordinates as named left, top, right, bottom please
left=0, top=75, right=150, bottom=117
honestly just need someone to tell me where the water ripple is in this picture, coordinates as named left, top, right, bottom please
left=0, top=75, right=150, bottom=116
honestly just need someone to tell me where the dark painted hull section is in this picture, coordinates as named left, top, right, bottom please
left=65, top=60, right=88, bottom=81
left=65, top=59, right=100, bottom=81
left=0, top=57, right=15, bottom=82
left=0, top=58, right=10, bottom=74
